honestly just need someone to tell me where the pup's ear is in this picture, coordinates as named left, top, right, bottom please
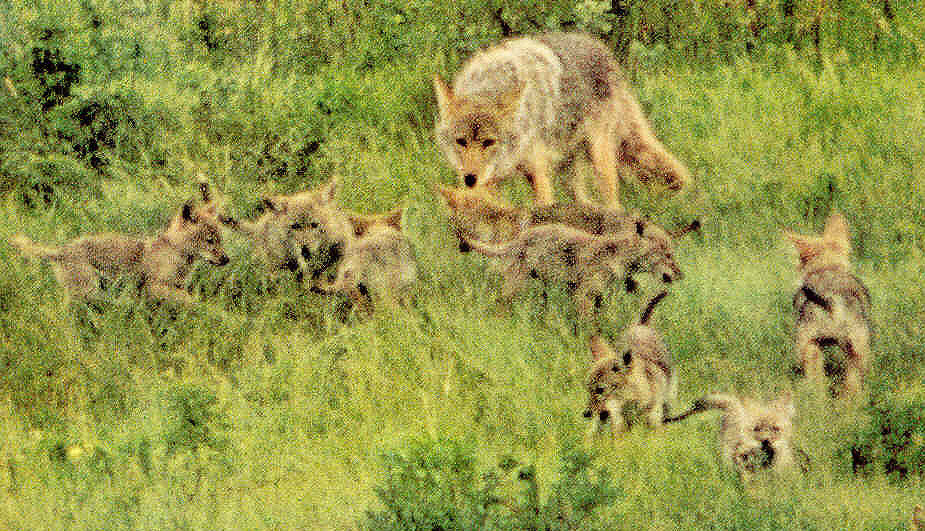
left=774, top=392, right=796, bottom=419
left=823, top=212, right=850, bottom=255
left=384, top=207, right=404, bottom=230
left=783, top=230, right=820, bottom=266
left=669, top=219, right=701, bottom=239
left=590, top=335, right=615, bottom=361
left=433, top=75, right=456, bottom=121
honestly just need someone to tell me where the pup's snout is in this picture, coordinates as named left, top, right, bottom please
left=662, top=269, right=682, bottom=283
left=598, top=410, right=610, bottom=423
left=301, top=246, right=311, bottom=260
left=458, top=240, right=471, bottom=253
left=464, top=173, right=477, bottom=188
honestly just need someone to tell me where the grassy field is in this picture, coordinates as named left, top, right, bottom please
left=0, top=1, right=923, bottom=530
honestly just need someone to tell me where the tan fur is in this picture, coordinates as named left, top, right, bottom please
left=347, top=207, right=403, bottom=238
left=671, top=393, right=796, bottom=481
left=319, top=213, right=418, bottom=314
left=436, top=184, right=526, bottom=251
left=10, top=185, right=229, bottom=304
left=434, top=32, right=690, bottom=209
left=784, top=213, right=871, bottom=397
left=220, top=179, right=351, bottom=282
left=584, top=293, right=675, bottom=438
left=437, top=184, right=698, bottom=257
left=463, top=222, right=682, bottom=318
left=912, top=505, right=924, bottom=531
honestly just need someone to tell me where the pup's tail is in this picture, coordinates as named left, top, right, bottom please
left=669, top=219, right=701, bottom=239
left=639, top=290, right=668, bottom=326
left=461, top=236, right=513, bottom=258
left=9, top=234, right=62, bottom=262
left=663, top=393, right=741, bottom=423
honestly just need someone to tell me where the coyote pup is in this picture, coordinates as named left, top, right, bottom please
left=784, top=212, right=871, bottom=397
left=434, top=32, right=690, bottom=208
left=668, top=393, right=796, bottom=481
left=584, top=292, right=676, bottom=437
left=11, top=185, right=229, bottom=303
left=463, top=222, right=682, bottom=317
left=319, top=209, right=418, bottom=313
left=436, top=184, right=526, bottom=252
left=220, top=179, right=350, bottom=282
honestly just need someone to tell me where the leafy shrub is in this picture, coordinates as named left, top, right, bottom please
left=849, top=393, right=925, bottom=481
left=361, top=437, right=621, bottom=531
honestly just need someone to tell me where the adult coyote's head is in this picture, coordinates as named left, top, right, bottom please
left=433, top=75, right=523, bottom=190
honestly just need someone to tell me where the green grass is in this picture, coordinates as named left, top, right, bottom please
left=0, top=1, right=924, bottom=529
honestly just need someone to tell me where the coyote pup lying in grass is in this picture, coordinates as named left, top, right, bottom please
left=584, top=292, right=676, bottom=438
left=220, top=179, right=350, bottom=283
left=784, top=212, right=871, bottom=397
left=11, top=184, right=229, bottom=304
left=315, top=204, right=418, bottom=313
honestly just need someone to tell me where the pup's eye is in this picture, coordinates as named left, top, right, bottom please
left=594, top=386, right=604, bottom=395
left=456, top=138, right=467, bottom=147
left=482, top=138, right=495, bottom=148
left=290, top=222, right=304, bottom=230
left=310, top=222, right=319, bottom=229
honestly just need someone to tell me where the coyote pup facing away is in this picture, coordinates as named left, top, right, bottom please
left=11, top=185, right=229, bottom=304
left=784, top=212, right=871, bottom=397
left=463, top=220, right=682, bottom=317
left=434, top=32, right=690, bottom=208
left=584, top=292, right=676, bottom=438
left=668, top=393, right=796, bottom=481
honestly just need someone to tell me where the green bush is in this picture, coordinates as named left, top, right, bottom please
left=361, top=438, right=621, bottom=531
